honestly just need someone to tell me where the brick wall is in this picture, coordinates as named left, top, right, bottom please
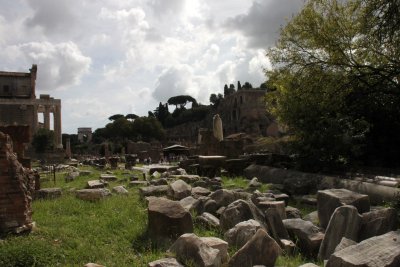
left=0, top=131, right=34, bottom=234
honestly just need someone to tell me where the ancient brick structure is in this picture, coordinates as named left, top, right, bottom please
left=0, top=131, right=35, bottom=234
left=0, top=65, right=62, bottom=148
left=216, top=89, right=272, bottom=137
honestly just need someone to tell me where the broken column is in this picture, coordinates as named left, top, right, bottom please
left=0, top=131, right=35, bottom=234
left=65, top=138, right=72, bottom=159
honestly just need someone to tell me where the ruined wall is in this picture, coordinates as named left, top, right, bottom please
left=0, top=131, right=34, bottom=234
left=217, top=90, right=271, bottom=137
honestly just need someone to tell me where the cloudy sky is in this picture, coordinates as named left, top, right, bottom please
left=0, top=0, right=304, bottom=134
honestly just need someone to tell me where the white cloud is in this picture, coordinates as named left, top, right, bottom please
left=0, top=41, right=91, bottom=91
left=0, top=0, right=304, bottom=133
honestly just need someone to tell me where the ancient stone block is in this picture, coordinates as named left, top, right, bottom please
left=317, top=188, right=370, bottom=229
left=326, top=230, right=400, bottom=267
left=318, top=205, right=362, bottom=260
left=148, top=197, right=193, bottom=244
left=228, top=229, right=282, bottom=267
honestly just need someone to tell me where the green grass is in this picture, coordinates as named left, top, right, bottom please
left=0, top=166, right=321, bottom=266
left=221, top=176, right=270, bottom=192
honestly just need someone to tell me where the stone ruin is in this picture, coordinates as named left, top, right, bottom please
left=0, top=130, right=35, bottom=234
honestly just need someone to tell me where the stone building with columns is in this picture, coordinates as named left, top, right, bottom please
left=0, top=65, right=62, bottom=149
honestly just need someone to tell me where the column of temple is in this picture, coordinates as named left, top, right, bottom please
left=54, top=104, right=63, bottom=149
left=43, top=105, right=50, bottom=130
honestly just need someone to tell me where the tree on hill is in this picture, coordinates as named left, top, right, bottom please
left=209, top=93, right=223, bottom=106
left=108, top=114, right=124, bottom=121
left=242, top=82, right=253, bottom=89
left=224, top=84, right=235, bottom=96
left=167, top=95, right=198, bottom=109
left=266, top=0, right=400, bottom=170
left=237, top=81, right=242, bottom=90
left=125, top=114, right=138, bottom=120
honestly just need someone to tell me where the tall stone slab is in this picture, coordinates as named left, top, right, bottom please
left=317, top=189, right=370, bottom=229
left=318, top=205, right=362, bottom=260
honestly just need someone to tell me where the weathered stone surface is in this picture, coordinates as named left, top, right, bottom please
left=170, top=174, right=200, bottom=184
left=112, top=185, right=128, bottom=195
left=326, top=230, right=400, bottom=267
left=180, top=196, right=203, bottom=214
left=317, top=189, right=370, bottom=229
left=84, top=263, right=105, bottom=267
left=169, top=233, right=221, bottom=267
left=265, top=208, right=290, bottom=244
left=228, top=229, right=282, bottom=267
left=283, top=177, right=319, bottom=195
left=150, top=178, right=169, bottom=186
left=192, top=186, right=211, bottom=198
left=148, top=197, right=193, bottom=243
left=196, top=212, right=220, bottom=229
left=283, top=218, right=324, bottom=256
left=129, top=181, right=149, bottom=187
left=86, top=180, right=106, bottom=189
left=65, top=171, right=79, bottom=182
left=359, top=207, right=398, bottom=241
left=220, top=199, right=265, bottom=232
left=224, top=219, right=264, bottom=248
left=200, top=237, right=229, bottom=264
left=273, top=193, right=289, bottom=206
left=148, top=257, right=184, bottom=267
left=318, top=205, right=362, bottom=260
left=139, top=185, right=168, bottom=198
left=76, top=189, right=111, bottom=201
left=285, top=206, right=302, bottom=219
left=248, top=177, right=262, bottom=188
left=204, top=199, right=218, bottom=214
left=209, top=189, right=236, bottom=208
left=303, top=211, right=319, bottom=226
left=334, top=237, right=357, bottom=253
left=168, top=179, right=192, bottom=200
left=100, top=174, right=117, bottom=181
left=35, top=188, right=62, bottom=199
left=258, top=200, right=286, bottom=219
left=0, top=131, right=35, bottom=234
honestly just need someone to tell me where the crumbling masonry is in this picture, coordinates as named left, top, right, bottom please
left=0, top=131, right=34, bottom=234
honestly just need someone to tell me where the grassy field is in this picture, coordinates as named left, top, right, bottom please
left=0, top=166, right=321, bottom=267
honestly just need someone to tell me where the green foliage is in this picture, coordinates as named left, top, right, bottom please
left=224, top=84, right=235, bottom=96
left=209, top=93, right=223, bottom=106
left=125, top=113, right=139, bottom=120
left=32, top=128, right=54, bottom=153
left=92, top=115, right=165, bottom=143
left=108, top=114, right=124, bottom=121
left=0, top=237, right=60, bottom=267
left=167, top=95, right=198, bottom=109
left=266, top=0, right=400, bottom=170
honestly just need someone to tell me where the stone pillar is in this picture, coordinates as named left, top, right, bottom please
left=43, top=106, right=50, bottom=130
left=213, top=114, right=223, bottom=141
left=65, top=138, right=71, bottom=159
left=54, top=104, right=63, bottom=149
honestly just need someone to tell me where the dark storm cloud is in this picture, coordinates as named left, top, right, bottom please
left=224, top=0, right=304, bottom=48
left=25, top=0, right=77, bottom=34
